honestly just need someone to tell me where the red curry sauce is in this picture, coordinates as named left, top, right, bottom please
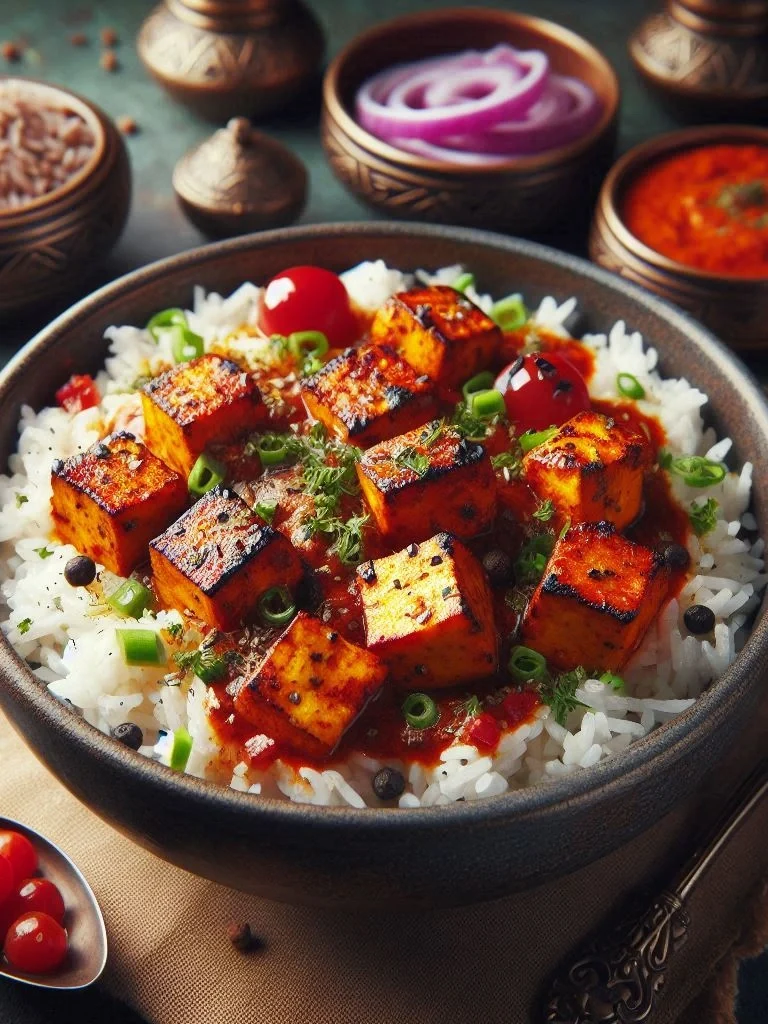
left=622, top=143, right=768, bottom=277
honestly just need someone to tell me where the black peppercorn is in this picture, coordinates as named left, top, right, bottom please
left=661, top=543, right=690, bottom=571
left=482, top=549, right=513, bottom=587
left=683, top=604, right=716, bottom=635
left=64, top=554, right=97, bottom=587
left=110, top=722, right=144, bottom=750
left=372, top=766, right=406, bottom=801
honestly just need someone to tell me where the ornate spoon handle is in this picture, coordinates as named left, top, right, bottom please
left=542, top=758, right=768, bottom=1024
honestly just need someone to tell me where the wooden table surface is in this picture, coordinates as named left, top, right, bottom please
left=1, top=0, right=767, bottom=1020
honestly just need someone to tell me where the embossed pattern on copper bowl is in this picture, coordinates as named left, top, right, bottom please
left=589, top=125, right=768, bottom=352
left=321, top=8, right=619, bottom=237
left=0, top=78, right=131, bottom=319
left=1, top=223, right=767, bottom=910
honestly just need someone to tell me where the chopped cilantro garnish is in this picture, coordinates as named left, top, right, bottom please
left=460, top=695, right=482, bottom=719
left=166, top=622, right=184, bottom=640
left=393, top=445, right=430, bottom=478
left=17, top=617, right=32, bottom=635
left=689, top=497, right=719, bottom=537
left=15, top=493, right=28, bottom=508
left=491, top=450, right=521, bottom=475
left=532, top=498, right=555, bottom=522
left=451, top=398, right=505, bottom=442
left=540, top=666, right=587, bottom=726
left=34, top=546, right=54, bottom=559
left=174, top=645, right=227, bottom=684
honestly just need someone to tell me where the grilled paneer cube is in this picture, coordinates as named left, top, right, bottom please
left=523, top=411, right=649, bottom=530
left=369, top=285, right=502, bottom=391
left=149, top=487, right=303, bottom=631
left=51, top=431, right=187, bottom=576
left=300, top=344, right=437, bottom=447
left=232, top=611, right=387, bottom=757
left=237, top=467, right=326, bottom=565
left=141, top=354, right=266, bottom=477
left=356, top=532, right=497, bottom=688
left=356, top=423, right=496, bottom=543
left=521, top=521, right=670, bottom=672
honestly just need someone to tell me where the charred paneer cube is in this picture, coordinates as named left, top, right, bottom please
left=356, top=532, right=497, bottom=688
left=141, top=354, right=266, bottom=477
left=369, top=285, right=502, bottom=391
left=521, top=521, right=670, bottom=672
left=232, top=612, right=387, bottom=758
left=522, top=411, right=649, bottom=530
left=51, top=431, right=187, bottom=576
left=149, top=487, right=303, bottom=631
left=356, top=422, right=496, bottom=544
left=300, top=344, right=437, bottom=447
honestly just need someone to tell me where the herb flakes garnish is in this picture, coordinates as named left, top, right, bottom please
left=17, top=617, right=32, bottom=635
left=174, top=644, right=227, bottom=684
left=15, top=493, right=28, bottom=508
left=532, top=498, right=555, bottom=522
left=689, top=497, right=719, bottom=537
left=34, top=546, right=54, bottom=559
left=540, top=666, right=587, bottom=726
left=393, top=445, right=430, bottom=478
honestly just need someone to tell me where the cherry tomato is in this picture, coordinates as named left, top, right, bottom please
left=55, top=373, right=101, bottom=413
left=495, top=352, right=590, bottom=433
left=463, top=712, right=501, bottom=751
left=14, top=878, right=65, bottom=924
left=0, top=831, right=37, bottom=886
left=3, top=912, right=68, bottom=974
left=259, top=266, right=358, bottom=347
left=0, top=855, right=14, bottom=907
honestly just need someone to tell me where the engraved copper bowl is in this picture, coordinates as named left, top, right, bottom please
left=589, top=124, right=768, bottom=352
left=0, top=78, right=131, bottom=320
left=321, top=8, right=620, bottom=237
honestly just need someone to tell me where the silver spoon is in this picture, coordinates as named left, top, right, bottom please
left=0, top=816, right=107, bottom=990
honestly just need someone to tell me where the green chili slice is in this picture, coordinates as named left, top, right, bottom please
left=169, top=726, right=193, bottom=771
left=255, top=434, right=289, bottom=466
left=402, top=692, right=440, bottom=730
left=108, top=579, right=153, bottom=619
left=116, top=628, right=165, bottom=666
left=169, top=324, right=204, bottom=363
left=462, top=371, right=495, bottom=402
left=258, top=585, right=297, bottom=627
left=146, top=308, right=187, bottom=343
left=616, top=372, right=645, bottom=400
left=508, top=645, right=547, bottom=683
left=519, top=425, right=557, bottom=454
left=490, top=294, right=527, bottom=331
left=470, top=389, right=506, bottom=419
left=188, top=452, right=226, bottom=498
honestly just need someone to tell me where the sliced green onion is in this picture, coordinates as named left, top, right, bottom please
left=188, top=451, right=226, bottom=498
left=146, top=308, right=187, bottom=342
left=116, top=628, right=165, bottom=666
left=453, top=272, right=475, bottom=294
left=470, top=388, right=505, bottom=419
left=508, top=645, right=547, bottom=683
left=255, top=434, right=289, bottom=466
left=462, top=371, right=495, bottom=402
left=514, top=534, right=555, bottom=584
left=289, top=330, right=329, bottom=360
left=108, top=579, right=153, bottom=619
left=258, top=585, right=296, bottom=626
left=254, top=500, right=277, bottom=524
left=490, top=294, right=527, bottom=331
left=599, top=671, right=625, bottom=692
left=402, top=692, right=439, bottom=730
left=169, top=726, right=193, bottom=771
left=663, top=454, right=727, bottom=488
left=169, top=324, right=204, bottom=363
left=616, top=372, right=645, bottom=400
left=519, top=425, right=558, bottom=454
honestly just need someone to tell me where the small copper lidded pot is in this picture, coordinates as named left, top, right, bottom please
left=589, top=124, right=768, bottom=352
left=138, top=0, right=325, bottom=122
left=0, top=78, right=131, bottom=320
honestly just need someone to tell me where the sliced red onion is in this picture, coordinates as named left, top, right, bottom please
left=355, top=49, right=549, bottom=142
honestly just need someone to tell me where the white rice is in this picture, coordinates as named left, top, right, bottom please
left=1, top=261, right=764, bottom=808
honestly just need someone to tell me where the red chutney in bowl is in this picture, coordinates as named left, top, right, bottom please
left=622, top=143, right=768, bottom=278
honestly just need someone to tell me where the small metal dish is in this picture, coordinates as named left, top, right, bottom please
left=321, top=7, right=620, bottom=238
left=0, top=78, right=131, bottom=320
left=589, top=124, right=768, bottom=352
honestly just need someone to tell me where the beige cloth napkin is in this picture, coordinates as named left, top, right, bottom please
left=1, top=705, right=766, bottom=1024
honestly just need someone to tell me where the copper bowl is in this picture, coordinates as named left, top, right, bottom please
left=589, top=124, right=768, bottom=352
left=1, top=223, right=767, bottom=912
left=0, top=78, right=131, bottom=320
left=321, top=8, right=620, bottom=237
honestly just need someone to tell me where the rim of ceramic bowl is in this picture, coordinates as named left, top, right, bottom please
left=0, top=76, right=107, bottom=219
left=1, top=221, right=767, bottom=835
left=597, top=123, right=768, bottom=287
left=322, top=6, right=620, bottom=176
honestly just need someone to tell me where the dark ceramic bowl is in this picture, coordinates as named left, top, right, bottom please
left=1, top=223, right=767, bottom=909
left=589, top=124, right=768, bottom=352
left=321, top=8, right=619, bottom=236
